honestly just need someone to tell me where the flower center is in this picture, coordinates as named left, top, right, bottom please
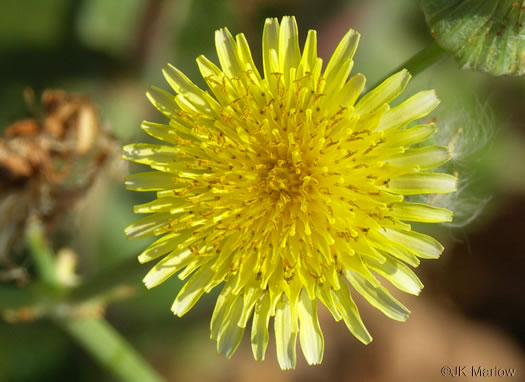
left=267, top=159, right=299, bottom=192
left=263, top=154, right=314, bottom=204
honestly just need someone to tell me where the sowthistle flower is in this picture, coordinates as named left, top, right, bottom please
left=124, top=16, right=456, bottom=369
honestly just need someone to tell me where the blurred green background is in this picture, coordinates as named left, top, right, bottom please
left=1, top=0, right=525, bottom=381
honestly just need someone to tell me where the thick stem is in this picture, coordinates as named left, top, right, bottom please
left=370, top=41, right=446, bottom=90
left=57, top=316, right=166, bottom=382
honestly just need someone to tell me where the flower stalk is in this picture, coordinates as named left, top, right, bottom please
left=26, top=217, right=60, bottom=287
left=371, top=41, right=446, bottom=90
left=10, top=216, right=166, bottom=382
left=0, top=256, right=142, bottom=311
left=57, top=316, right=165, bottom=382
left=69, top=254, right=144, bottom=304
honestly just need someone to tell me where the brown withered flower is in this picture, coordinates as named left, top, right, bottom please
left=0, top=89, right=115, bottom=266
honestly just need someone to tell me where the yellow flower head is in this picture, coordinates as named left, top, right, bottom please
left=124, top=16, right=456, bottom=369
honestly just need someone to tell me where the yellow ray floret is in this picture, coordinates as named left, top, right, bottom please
left=124, top=16, right=456, bottom=369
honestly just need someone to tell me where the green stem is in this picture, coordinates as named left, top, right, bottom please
left=69, top=255, right=144, bottom=304
left=0, top=284, right=39, bottom=310
left=371, top=41, right=446, bottom=89
left=0, top=255, right=145, bottom=310
left=57, top=316, right=165, bottom=382
left=18, top=218, right=164, bottom=382
left=25, top=217, right=58, bottom=286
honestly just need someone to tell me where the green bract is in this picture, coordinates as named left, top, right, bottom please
left=421, top=0, right=525, bottom=76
